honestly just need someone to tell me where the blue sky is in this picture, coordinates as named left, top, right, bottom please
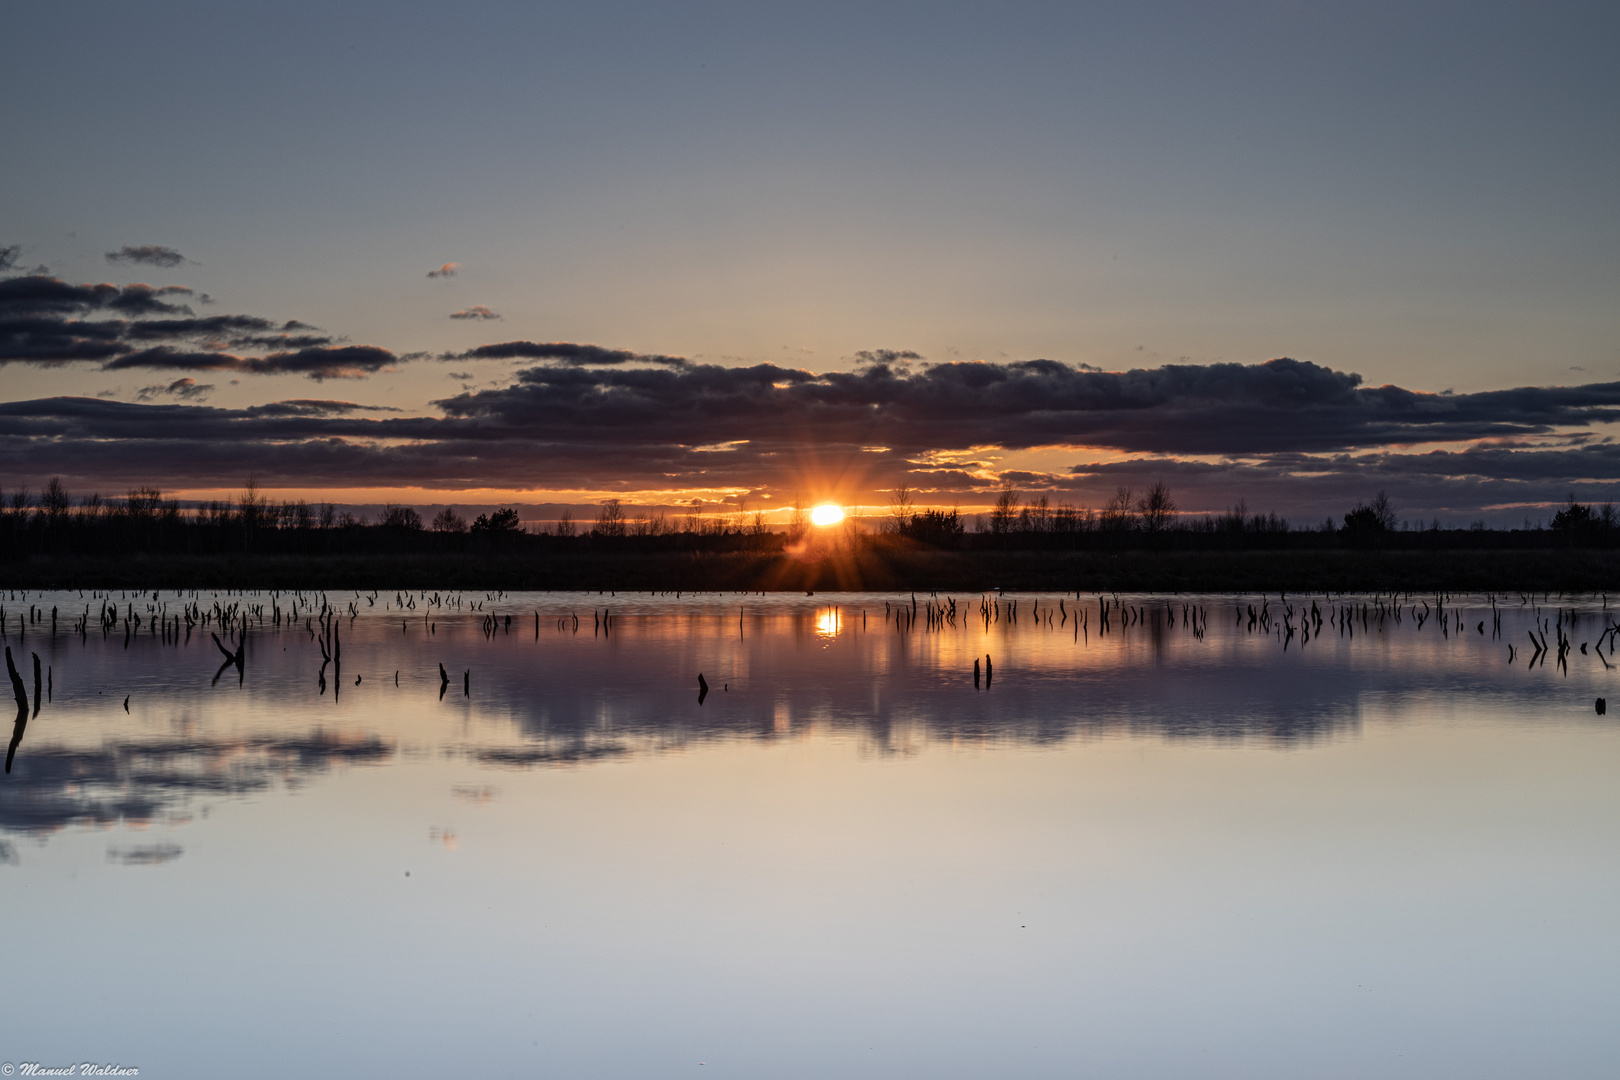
left=3, top=1, right=1618, bottom=522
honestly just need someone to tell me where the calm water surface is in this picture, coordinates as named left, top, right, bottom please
left=2, top=588, right=1617, bottom=1078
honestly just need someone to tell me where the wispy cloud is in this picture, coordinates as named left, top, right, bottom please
left=449, top=305, right=501, bottom=320
left=426, top=262, right=460, bottom=279
left=136, top=377, right=213, bottom=401
left=245, top=399, right=404, bottom=416
left=448, top=340, right=689, bottom=367
left=105, top=245, right=186, bottom=268
left=103, top=344, right=399, bottom=381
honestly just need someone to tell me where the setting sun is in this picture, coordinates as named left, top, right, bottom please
left=810, top=503, right=845, bottom=527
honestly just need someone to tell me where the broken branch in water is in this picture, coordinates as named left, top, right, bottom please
left=5, top=646, right=29, bottom=774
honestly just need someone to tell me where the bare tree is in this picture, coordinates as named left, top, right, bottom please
left=78, top=492, right=106, bottom=525
left=1219, top=497, right=1249, bottom=535
left=379, top=504, right=424, bottom=530
left=889, top=482, right=915, bottom=533
left=1021, top=495, right=1051, bottom=533
left=1342, top=491, right=1396, bottom=543
left=1369, top=490, right=1397, bottom=530
left=1136, top=481, right=1176, bottom=535
left=431, top=507, right=467, bottom=533
left=40, top=477, right=71, bottom=525
left=1100, top=485, right=1135, bottom=532
left=594, top=498, right=627, bottom=538
left=6, top=486, right=32, bottom=526
left=554, top=509, right=575, bottom=538
left=238, top=477, right=269, bottom=537
left=127, top=486, right=163, bottom=522
left=1051, top=501, right=1090, bottom=533
left=990, top=481, right=1020, bottom=534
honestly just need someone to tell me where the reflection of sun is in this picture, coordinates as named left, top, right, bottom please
left=811, top=503, right=844, bottom=527
left=816, top=609, right=839, bottom=637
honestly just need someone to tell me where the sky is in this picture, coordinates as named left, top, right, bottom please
left=3, top=0, right=1617, bottom=526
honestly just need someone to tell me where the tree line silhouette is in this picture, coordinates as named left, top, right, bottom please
left=0, top=477, right=1614, bottom=563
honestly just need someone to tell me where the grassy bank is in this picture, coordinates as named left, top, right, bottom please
left=3, top=546, right=1619, bottom=593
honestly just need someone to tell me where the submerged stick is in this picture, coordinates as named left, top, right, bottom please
left=5, top=646, right=28, bottom=773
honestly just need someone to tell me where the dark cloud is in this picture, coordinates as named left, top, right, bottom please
left=0, top=275, right=394, bottom=380
left=6, top=323, right=1620, bottom=518
left=450, top=340, right=689, bottom=367
left=426, top=356, right=1620, bottom=460
left=0, top=275, right=194, bottom=318
left=244, top=345, right=396, bottom=379
left=105, top=244, right=186, bottom=268
left=100, top=344, right=396, bottom=380
left=136, top=377, right=213, bottom=401
left=0, top=245, right=50, bottom=277
left=2, top=280, right=700, bottom=390
left=245, top=399, right=403, bottom=416
left=449, top=305, right=500, bottom=320
left=0, top=357, right=1616, bottom=523
left=426, top=262, right=459, bottom=278
left=0, top=316, right=128, bottom=363
left=853, top=349, right=923, bottom=371
left=121, top=315, right=332, bottom=351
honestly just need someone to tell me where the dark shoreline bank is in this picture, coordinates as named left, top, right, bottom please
left=4, top=547, right=1619, bottom=593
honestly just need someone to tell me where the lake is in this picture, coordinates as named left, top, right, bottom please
left=2, top=588, right=1617, bottom=1078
